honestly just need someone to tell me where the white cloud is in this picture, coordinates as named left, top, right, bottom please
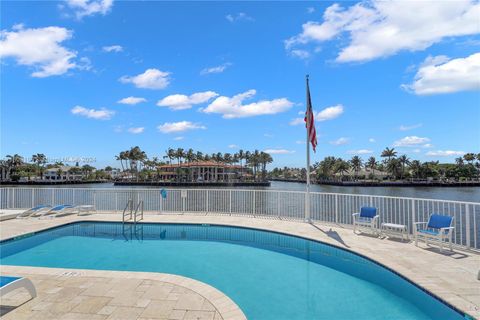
left=0, top=25, right=78, bottom=77
left=307, top=7, right=315, bottom=14
left=399, top=123, right=423, bottom=131
left=71, top=105, right=115, bottom=120
left=157, top=91, right=218, bottom=110
left=157, top=121, right=206, bottom=133
left=226, top=12, right=253, bottom=22
left=264, top=149, right=295, bottom=154
left=368, top=138, right=376, bottom=143
left=402, top=53, right=480, bottom=95
left=296, top=140, right=306, bottom=144
left=102, top=45, right=123, bottom=52
left=347, top=149, right=373, bottom=155
left=289, top=49, right=311, bottom=60
left=426, top=150, right=465, bottom=157
left=289, top=118, right=304, bottom=126
left=118, top=96, right=147, bottom=105
left=120, top=68, right=171, bottom=90
left=393, top=136, right=431, bottom=147
left=200, top=63, right=231, bottom=75
left=228, top=144, right=239, bottom=149
left=173, top=136, right=184, bottom=141
left=202, top=90, right=293, bottom=119
left=316, top=104, right=344, bottom=121
left=330, top=137, right=349, bottom=145
left=127, top=127, right=144, bottom=134
left=285, top=0, right=480, bottom=62
left=65, top=0, right=114, bottom=19
left=290, top=104, right=344, bottom=125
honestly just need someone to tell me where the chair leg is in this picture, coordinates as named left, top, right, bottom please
left=415, top=234, right=418, bottom=246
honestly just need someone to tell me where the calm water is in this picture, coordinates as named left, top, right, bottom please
left=0, top=222, right=464, bottom=320
left=5, top=181, right=480, bottom=202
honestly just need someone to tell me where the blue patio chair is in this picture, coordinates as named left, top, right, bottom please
left=414, top=214, right=454, bottom=252
left=0, top=276, right=36, bottom=301
left=352, top=207, right=379, bottom=235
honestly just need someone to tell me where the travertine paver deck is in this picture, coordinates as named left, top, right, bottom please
left=1, top=213, right=479, bottom=319
left=0, top=268, right=227, bottom=320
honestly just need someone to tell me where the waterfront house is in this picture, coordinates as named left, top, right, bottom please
left=43, top=166, right=91, bottom=181
left=157, top=161, right=250, bottom=182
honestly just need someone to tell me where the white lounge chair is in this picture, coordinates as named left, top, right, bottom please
left=414, top=214, right=455, bottom=252
left=16, top=205, right=51, bottom=218
left=352, top=207, right=379, bottom=235
left=38, top=204, right=78, bottom=218
left=0, top=276, right=36, bottom=301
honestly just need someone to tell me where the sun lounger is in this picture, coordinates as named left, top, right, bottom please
left=38, top=204, right=79, bottom=218
left=16, top=205, right=51, bottom=218
left=0, top=276, right=36, bottom=301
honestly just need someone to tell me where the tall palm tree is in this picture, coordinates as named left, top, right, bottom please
left=455, top=157, right=464, bottom=166
left=334, top=159, right=350, bottom=180
left=32, top=153, right=47, bottom=179
left=163, top=148, right=176, bottom=164
left=366, top=156, right=377, bottom=179
left=349, top=156, right=363, bottom=180
left=175, top=148, right=185, bottom=164
left=381, top=147, right=397, bottom=162
left=463, top=153, right=475, bottom=165
left=398, top=155, right=411, bottom=179
left=259, top=152, right=273, bottom=181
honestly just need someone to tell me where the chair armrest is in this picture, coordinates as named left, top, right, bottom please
left=372, top=215, right=379, bottom=220
left=440, top=226, right=454, bottom=233
left=413, top=222, right=428, bottom=226
left=352, top=213, right=359, bottom=216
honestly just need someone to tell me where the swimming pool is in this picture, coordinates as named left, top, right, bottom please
left=0, top=222, right=466, bottom=319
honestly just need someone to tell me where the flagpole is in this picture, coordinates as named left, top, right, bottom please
left=305, top=75, right=311, bottom=223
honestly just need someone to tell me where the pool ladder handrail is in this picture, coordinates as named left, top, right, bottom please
left=122, top=199, right=133, bottom=223
left=134, top=200, right=144, bottom=224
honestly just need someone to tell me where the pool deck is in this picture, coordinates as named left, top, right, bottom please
left=1, top=213, right=479, bottom=319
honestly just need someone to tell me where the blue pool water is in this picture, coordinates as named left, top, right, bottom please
left=0, top=222, right=465, bottom=320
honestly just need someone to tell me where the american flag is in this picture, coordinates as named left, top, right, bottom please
left=304, top=76, right=317, bottom=152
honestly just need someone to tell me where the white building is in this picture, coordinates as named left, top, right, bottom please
left=43, top=166, right=90, bottom=181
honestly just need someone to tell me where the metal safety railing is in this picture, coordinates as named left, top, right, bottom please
left=0, top=187, right=478, bottom=251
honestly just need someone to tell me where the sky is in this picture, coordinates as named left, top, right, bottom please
left=1, top=0, right=479, bottom=169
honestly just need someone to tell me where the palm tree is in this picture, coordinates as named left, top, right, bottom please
left=6, top=154, right=24, bottom=176
left=455, top=157, right=464, bottom=166
left=349, top=156, right=363, bottom=180
left=381, top=147, right=397, bottom=162
left=398, top=155, right=410, bottom=179
left=32, top=153, right=47, bottom=179
left=175, top=148, right=185, bottom=164
left=334, top=159, right=350, bottom=180
left=259, top=152, right=273, bottom=181
left=163, top=148, right=176, bottom=164
left=366, top=156, right=377, bottom=179
left=386, top=158, right=400, bottom=179
left=196, top=151, right=204, bottom=162
left=463, top=153, right=475, bottom=165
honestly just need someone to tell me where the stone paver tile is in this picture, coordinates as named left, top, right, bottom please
left=43, top=287, right=85, bottom=303
left=168, top=309, right=186, bottom=320
left=183, top=310, right=215, bottom=320
left=108, top=291, right=144, bottom=307
left=135, top=299, right=151, bottom=308
left=213, top=311, right=222, bottom=320
left=142, top=285, right=174, bottom=300
left=175, top=293, right=205, bottom=310
left=59, top=312, right=108, bottom=320
left=201, top=300, right=216, bottom=312
left=71, top=296, right=111, bottom=314
left=106, top=306, right=144, bottom=320
left=81, top=283, right=116, bottom=297
left=140, top=300, right=177, bottom=319
left=97, top=305, right=117, bottom=316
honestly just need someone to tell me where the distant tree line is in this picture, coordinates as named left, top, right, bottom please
left=0, top=153, right=113, bottom=182
left=269, top=148, right=480, bottom=182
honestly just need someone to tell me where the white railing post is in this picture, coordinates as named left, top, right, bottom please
left=206, top=190, right=209, bottom=213
left=229, top=190, right=232, bottom=215
left=253, top=190, right=256, bottom=216
left=277, top=192, right=280, bottom=219
left=12, top=188, right=15, bottom=209
left=410, top=198, right=416, bottom=237
left=51, top=189, right=54, bottom=206
left=31, top=189, right=34, bottom=207
left=465, top=204, right=470, bottom=249
left=115, top=192, right=118, bottom=214
left=334, top=194, right=338, bottom=224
